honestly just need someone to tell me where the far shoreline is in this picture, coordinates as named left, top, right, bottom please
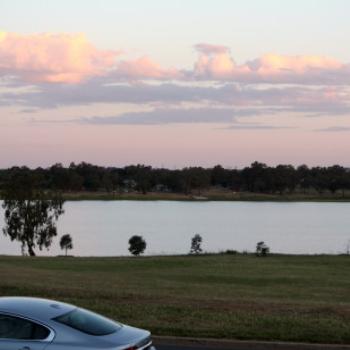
left=60, top=191, right=350, bottom=202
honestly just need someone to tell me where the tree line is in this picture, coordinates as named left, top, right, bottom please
left=1, top=161, right=350, bottom=196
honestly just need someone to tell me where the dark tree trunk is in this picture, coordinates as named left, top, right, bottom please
left=28, top=245, right=36, bottom=256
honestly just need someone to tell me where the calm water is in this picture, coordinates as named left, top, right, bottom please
left=0, top=201, right=349, bottom=256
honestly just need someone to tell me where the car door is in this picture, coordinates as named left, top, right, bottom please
left=0, top=313, right=52, bottom=350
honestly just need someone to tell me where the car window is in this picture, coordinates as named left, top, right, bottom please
left=53, top=308, right=121, bottom=336
left=0, top=314, right=50, bottom=340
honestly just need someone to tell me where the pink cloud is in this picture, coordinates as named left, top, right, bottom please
left=192, top=43, right=348, bottom=84
left=194, top=45, right=237, bottom=79
left=115, top=56, right=180, bottom=80
left=0, top=33, right=349, bottom=85
left=248, top=54, right=342, bottom=74
left=0, top=32, right=117, bottom=83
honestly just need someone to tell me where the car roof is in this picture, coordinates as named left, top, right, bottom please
left=0, top=297, right=76, bottom=323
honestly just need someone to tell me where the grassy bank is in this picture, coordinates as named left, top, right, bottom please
left=0, top=254, right=349, bottom=344
left=62, top=190, right=350, bottom=201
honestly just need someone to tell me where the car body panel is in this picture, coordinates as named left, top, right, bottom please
left=0, top=297, right=155, bottom=350
left=0, top=338, right=49, bottom=350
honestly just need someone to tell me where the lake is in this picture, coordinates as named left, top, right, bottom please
left=0, top=201, right=349, bottom=256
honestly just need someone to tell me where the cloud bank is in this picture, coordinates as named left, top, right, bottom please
left=1, top=33, right=350, bottom=85
left=0, top=32, right=117, bottom=83
left=191, top=44, right=348, bottom=84
left=0, top=33, right=349, bottom=129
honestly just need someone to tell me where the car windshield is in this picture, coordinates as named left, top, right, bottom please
left=53, top=308, right=121, bottom=336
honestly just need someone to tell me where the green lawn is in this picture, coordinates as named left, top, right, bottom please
left=0, top=254, right=349, bottom=344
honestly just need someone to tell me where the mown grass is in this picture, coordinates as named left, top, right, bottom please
left=0, top=254, right=349, bottom=343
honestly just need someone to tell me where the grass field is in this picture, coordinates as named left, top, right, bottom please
left=0, top=254, right=349, bottom=344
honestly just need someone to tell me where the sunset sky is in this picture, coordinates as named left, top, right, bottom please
left=1, top=0, right=350, bottom=168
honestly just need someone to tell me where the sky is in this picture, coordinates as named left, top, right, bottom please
left=1, top=0, right=350, bottom=168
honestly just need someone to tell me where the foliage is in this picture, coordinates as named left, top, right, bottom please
left=256, top=241, right=270, bottom=257
left=190, top=234, right=203, bottom=254
left=224, top=249, right=238, bottom=255
left=128, top=235, right=146, bottom=256
left=1, top=162, right=349, bottom=197
left=1, top=168, right=64, bottom=256
left=60, top=234, right=73, bottom=256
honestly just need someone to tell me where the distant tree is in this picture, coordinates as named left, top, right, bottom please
left=310, top=167, right=328, bottom=194
left=230, top=169, right=242, bottom=192
left=2, top=169, right=64, bottom=256
left=256, top=241, right=270, bottom=257
left=272, top=165, right=297, bottom=194
left=297, top=165, right=312, bottom=194
left=74, top=162, right=102, bottom=191
left=135, top=165, right=153, bottom=194
left=242, top=162, right=269, bottom=193
left=326, top=165, right=346, bottom=194
left=67, top=171, right=84, bottom=191
left=101, top=173, right=114, bottom=192
left=182, top=167, right=210, bottom=195
left=49, top=163, right=70, bottom=190
left=128, top=235, right=146, bottom=256
left=60, top=234, right=73, bottom=256
left=211, top=165, right=229, bottom=187
left=190, top=234, right=203, bottom=254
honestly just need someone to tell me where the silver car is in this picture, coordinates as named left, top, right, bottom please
left=0, top=297, right=155, bottom=350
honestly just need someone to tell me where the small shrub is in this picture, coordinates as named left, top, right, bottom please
left=256, top=241, right=270, bottom=257
left=128, top=235, right=146, bottom=256
left=190, top=234, right=203, bottom=254
left=60, top=234, right=73, bottom=256
left=225, top=249, right=237, bottom=255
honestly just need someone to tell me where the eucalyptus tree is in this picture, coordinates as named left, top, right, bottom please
left=2, top=168, right=64, bottom=256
